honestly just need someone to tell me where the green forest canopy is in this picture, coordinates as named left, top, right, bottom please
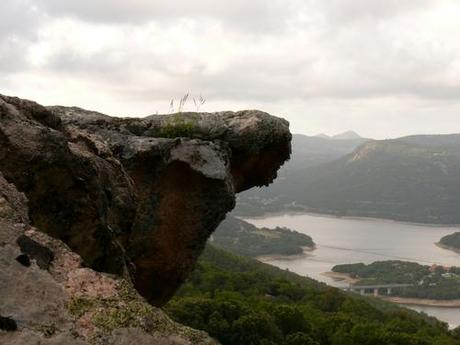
left=166, top=246, right=460, bottom=345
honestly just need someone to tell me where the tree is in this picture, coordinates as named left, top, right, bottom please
left=273, top=305, right=310, bottom=336
left=231, top=313, right=282, bottom=345
left=208, top=311, right=230, bottom=342
left=285, top=332, right=319, bottom=345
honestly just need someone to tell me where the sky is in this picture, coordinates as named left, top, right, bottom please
left=1, top=0, right=460, bottom=139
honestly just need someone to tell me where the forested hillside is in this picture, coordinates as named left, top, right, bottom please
left=333, top=261, right=460, bottom=300
left=166, top=246, right=460, bottom=345
left=236, top=134, right=460, bottom=224
left=439, top=232, right=460, bottom=252
left=211, top=215, right=314, bottom=257
left=234, top=134, right=368, bottom=216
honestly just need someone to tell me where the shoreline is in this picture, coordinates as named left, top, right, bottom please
left=245, top=211, right=460, bottom=310
left=436, top=242, right=460, bottom=254
left=381, top=296, right=460, bottom=308
left=324, top=271, right=460, bottom=307
left=256, top=245, right=315, bottom=262
left=241, top=210, right=460, bottom=228
left=321, top=271, right=359, bottom=284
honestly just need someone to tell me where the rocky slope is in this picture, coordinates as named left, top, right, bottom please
left=0, top=173, right=217, bottom=344
left=0, top=94, right=291, bottom=344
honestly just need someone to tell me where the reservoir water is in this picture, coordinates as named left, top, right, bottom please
left=244, top=213, right=460, bottom=328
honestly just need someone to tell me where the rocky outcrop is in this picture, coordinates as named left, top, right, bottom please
left=0, top=172, right=218, bottom=344
left=0, top=94, right=291, bottom=309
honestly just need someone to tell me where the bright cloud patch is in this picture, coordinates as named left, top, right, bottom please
left=1, top=0, right=460, bottom=138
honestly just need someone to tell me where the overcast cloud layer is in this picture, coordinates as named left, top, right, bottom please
left=1, top=0, right=460, bottom=138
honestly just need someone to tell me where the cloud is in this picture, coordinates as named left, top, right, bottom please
left=31, top=0, right=460, bottom=101
left=311, top=0, right=433, bottom=24
left=1, top=0, right=460, bottom=138
left=0, top=38, right=30, bottom=72
left=0, top=1, right=44, bottom=72
left=0, top=0, right=41, bottom=39
left=35, top=0, right=298, bottom=33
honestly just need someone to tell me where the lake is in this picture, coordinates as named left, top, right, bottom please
left=244, top=213, right=460, bottom=328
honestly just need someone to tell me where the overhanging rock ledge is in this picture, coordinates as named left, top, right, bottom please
left=0, top=94, right=291, bottom=308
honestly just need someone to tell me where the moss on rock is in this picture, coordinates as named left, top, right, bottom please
left=159, top=116, right=198, bottom=138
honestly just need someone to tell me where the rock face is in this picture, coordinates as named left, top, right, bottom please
left=0, top=94, right=291, bottom=309
left=0, top=172, right=218, bottom=344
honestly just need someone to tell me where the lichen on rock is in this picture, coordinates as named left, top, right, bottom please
left=0, top=172, right=217, bottom=344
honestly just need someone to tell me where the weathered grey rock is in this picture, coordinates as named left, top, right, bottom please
left=0, top=173, right=217, bottom=344
left=0, top=94, right=291, bottom=307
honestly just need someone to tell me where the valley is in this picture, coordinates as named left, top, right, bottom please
left=243, top=212, right=460, bottom=328
left=236, top=133, right=460, bottom=224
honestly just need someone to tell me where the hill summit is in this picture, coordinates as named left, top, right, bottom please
left=315, top=130, right=362, bottom=140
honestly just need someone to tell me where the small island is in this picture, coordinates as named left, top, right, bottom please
left=438, top=232, right=460, bottom=253
left=211, top=215, right=315, bottom=257
left=331, top=261, right=460, bottom=302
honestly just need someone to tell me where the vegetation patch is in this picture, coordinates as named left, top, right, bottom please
left=67, top=281, right=208, bottom=344
left=91, top=300, right=155, bottom=332
left=67, top=287, right=164, bottom=334
left=333, top=260, right=460, bottom=300
left=439, top=232, right=460, bottom=252
left=166, top=245, right=460, bottom=345
left=68, top=296, right=97, bottom=318
left=212, top=215, right=315, bottom=257
left=159, top=116, right=198, bottom=138
left=34, top=323, right=57, bottom=337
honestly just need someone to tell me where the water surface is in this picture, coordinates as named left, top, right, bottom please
left=244, top=213, right=460, bottom=328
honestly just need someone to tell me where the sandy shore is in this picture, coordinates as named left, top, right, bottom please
left=275, top=268, right=460, bottom=308
left=256, top=246, right=315, bottom=262
left=242, top=210, right=460, bottom=227
left=380, top=296, right=460, bottom=308
left=323, top=271, right=460, bottom=307
left=321, top=271, right=359, bottom=284
left=436, top=242, right=460, bottom=254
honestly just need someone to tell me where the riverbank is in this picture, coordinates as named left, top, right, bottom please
left=381, top=296, right=460, bottom=308
left=436, top=242, right=460, bottom=254
left=245, top=213, right=460, bottom=328
left=256, top=245, right=315, bottom=262
left=242, top=210, right=460, bottom=228
left=321, top=271, right=359, bottom=284
left=323, top=271, right=460, bottom=307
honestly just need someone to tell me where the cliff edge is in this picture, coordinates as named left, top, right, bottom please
left=0, top=94, right=291, bottom=344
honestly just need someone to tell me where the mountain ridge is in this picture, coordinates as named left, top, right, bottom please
left=235, top=133, right=460, bottom=223
left=314, top=130, right=362, bottom=140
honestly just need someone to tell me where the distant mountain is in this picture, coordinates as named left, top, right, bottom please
left=314, top=130, right=362, bottom=140
left=331, top=130, right=362, bottom=140
left=291, top=137, right=460, bottom=223
left=288, top=133, right=369, bottom=171
left=398, top=134, right=460, bottom=148
left=234, top=134, right=369, bottom=216
left=315, top=133, right=330, bottom=139
left=235, top=134, right=460, bottom=224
